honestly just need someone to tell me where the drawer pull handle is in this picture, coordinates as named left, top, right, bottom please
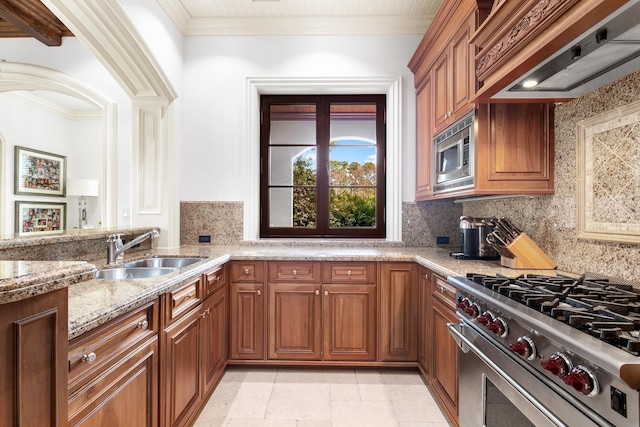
left=424, top=274, right=429, bottom=280
left=257, top=290, right=262, bottom=296
left=440, top=286, right=445, bottom=293
left=292, top=269, right=297, bottom=275
left=184, top=294, right=194, bottom=300
left=201, top=308, right=210, bottom=318
left=243, top=268, right=250, bottom=275
left=137, top=320, right=149, bottom=329
left=211, top=275, right=220, bottom=282
left=82, top=352, right=97, bottom=364
left=347, top=270, right=352, bottom=276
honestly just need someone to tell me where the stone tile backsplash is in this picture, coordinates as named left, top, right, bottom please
left=463, top=70, right=640, bottom=281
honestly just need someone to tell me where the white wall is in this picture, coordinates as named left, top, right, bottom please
left=0, top=94, right=102, bottom=232
left=0, top=37, right=133, bottom=227
left=181, top=34, right=420, bottom=203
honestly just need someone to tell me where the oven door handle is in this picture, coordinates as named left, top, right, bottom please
left=446, top=322, right=569, bottom=427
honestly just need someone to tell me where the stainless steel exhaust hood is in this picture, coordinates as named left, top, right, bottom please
left=492, top=0, right=640, bottom=100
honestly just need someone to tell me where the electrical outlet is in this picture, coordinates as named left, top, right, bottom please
left=436, top=236, right=449, bottom=245
left=198, top=235, right=211, bottom=243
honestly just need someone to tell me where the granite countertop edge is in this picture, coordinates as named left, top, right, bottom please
left=2, top=244, right=565, bottom=340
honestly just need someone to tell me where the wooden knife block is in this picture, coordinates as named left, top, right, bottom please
left=500, top=233, right=556, bottom=269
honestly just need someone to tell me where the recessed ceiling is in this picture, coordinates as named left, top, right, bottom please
left=156, top=0, right=444, bottom=35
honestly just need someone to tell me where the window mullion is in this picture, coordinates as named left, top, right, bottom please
left=316, top=98, right=330, bottom=235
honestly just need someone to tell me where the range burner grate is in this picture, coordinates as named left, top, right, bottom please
left=466, top=272, right=640, bottom=355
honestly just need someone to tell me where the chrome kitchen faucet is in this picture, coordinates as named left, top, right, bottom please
left=106, top=229, right=159, bottom=265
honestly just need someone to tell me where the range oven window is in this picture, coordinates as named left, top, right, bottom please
left=485, top=378, right=535, bottom=427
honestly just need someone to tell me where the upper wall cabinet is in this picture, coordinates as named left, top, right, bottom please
left=409, top=0, right=555, bottom=201
left=472, top=0, right=629, bottom=102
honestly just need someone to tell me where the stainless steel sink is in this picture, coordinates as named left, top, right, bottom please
left=95, top=267, right=176, bottom=279
left=123, top=257, right=205, bottom=269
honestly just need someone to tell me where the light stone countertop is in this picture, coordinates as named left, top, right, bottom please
left=1, top=243, right=569, bottom=340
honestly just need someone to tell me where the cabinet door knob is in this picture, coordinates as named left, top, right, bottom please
left=137, top=320, right=149, bottom=329
left=82, top=352, right=97, bottom=364
left=315, top=289, right=320, bottom=295
left=257, top=290, right=262, bottom=296
left=243, top=268, right=250, bottom=275
left=347, top=270, right=352, bottom=276
left=292, top=269, right=297, bottom=276
left=324, top=290, right=329, bottom=296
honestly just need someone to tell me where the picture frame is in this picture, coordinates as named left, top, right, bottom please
left=15, top=201, right=66, bottom=236
left=14, top=146, right=66, bottom=197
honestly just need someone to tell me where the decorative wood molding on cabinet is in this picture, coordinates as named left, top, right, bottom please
left=472, top=0, right=626, bottom=102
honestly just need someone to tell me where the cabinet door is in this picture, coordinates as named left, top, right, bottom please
left=268, top=283, right=322, bottom=360
left=322, top=284, right=376, bottom=361
left=0, top=288, right=68, bottom=427
left=415, top=77, right=433, bottom=201
left=450, top=17, right=472, bottom=121
left=433, top=51, right=450, bottom=132
left=163, top=306, right=203, bottom=427
left=431, top=297, right=458, bottom=424
left=229, top=283, right=264, bottom=360
left=202, top=286, right=228, bottom=396
left=379, top=263, right=418, bottom=362
left=68, top=337, right=159, bottom=427
left=417, top=267, right=431, bottom=378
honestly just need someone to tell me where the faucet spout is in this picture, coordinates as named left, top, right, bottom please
left=107, top=229, right=160, bottom=265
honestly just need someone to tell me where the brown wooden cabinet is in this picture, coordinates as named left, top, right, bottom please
left=229, top=261, right=265, bottom=360
left=417, top=266, right=431, bottom=377
left=323, top=283, right=376, bottom=361
left=430, top=273, right=459, bottom=426
left=266, top=261, right=376, bottom=362
left=268, top=282, right=322, bottom=360
left=0, top=288, right=68, bottom=427
left=202, top=269, right=228, bottom=396
left=433, top=13, right=474, bottom=134
left=379, top=262, right=418, bottom=362
left=68, top=300, right=159, bottom=427
left=410, top=0, right=554, bottom=201
left=162, top=265, right=230, bottom=427
left=163, top=300, right=204, bottom=427
left=415, top=76, right=433, bottom=200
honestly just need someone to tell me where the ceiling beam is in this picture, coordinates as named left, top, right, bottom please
left=0, top=0, right=67, bottom=46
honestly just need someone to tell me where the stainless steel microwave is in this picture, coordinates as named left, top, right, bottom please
left=433, top=112, right=474, bottom=194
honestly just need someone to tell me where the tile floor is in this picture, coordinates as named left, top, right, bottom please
left=194, top=367, right=452, bottom=427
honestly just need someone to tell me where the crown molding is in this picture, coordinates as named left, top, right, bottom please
left=186, top=16, right=432, bottom=35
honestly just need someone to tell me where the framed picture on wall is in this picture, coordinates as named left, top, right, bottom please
left=15, top=201, right=66, bottom=236
left=14, top=146, right=67, bottom=196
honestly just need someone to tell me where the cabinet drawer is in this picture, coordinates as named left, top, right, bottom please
left=268, top=261, right=320, bottom=282
left=165, top=277, right=203, bottom=323
left=68, top=300, right=158, bottom=393
left=231, top=261, right=265, bottom=282
left=432, top=274, right=456, bottom=309
left=204, top=264, right=227, bottom=297
left=322, top=262, right=376, bottom=283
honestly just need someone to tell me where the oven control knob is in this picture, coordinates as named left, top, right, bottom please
left=562, top=365, right=599, bottom=397
left=476, top=311, right=494, bottom=327
left=487, top=317, right=508, bottom=337
left=509, top=336, right=536, bottom=360
left=541, top=352, right=572, bottom=376
left=464, top=303, right=481, bottom=318
left=456, top=297, right=471, bottom=309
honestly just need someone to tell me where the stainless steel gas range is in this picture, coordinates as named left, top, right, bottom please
left=447, top=272, right=640, bottom=427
